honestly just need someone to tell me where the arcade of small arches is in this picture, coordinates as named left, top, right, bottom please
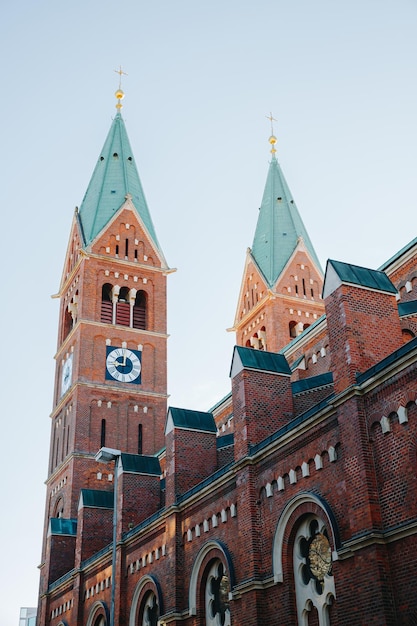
left=101, top=283, right=147, bottom=329
left=245, top=326, right=267, bottom=350
left=76, top=497, right=338, bottom=626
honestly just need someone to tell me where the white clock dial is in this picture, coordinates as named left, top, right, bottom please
left=105, top=347, right=142, bottom=383
left=61, top=354, right=73, bottom=396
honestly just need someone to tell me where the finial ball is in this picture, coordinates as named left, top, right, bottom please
left=269, top=135, right=277, bottom=145
left=115, top=89, right=125, bottom=101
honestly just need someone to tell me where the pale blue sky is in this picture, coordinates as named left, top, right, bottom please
left=1, top=1, right=417, bottom=623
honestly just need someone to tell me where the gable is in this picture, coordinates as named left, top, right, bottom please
left=232, top=250, right=270, bottom=329
left=89, top=199, right=168, bottom=270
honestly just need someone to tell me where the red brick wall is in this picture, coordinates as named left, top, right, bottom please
left=232, top=368, right=293, bottom=460
left=165, top=428, right=217, bottom=504
left=326, top=284, right=403, bottom=394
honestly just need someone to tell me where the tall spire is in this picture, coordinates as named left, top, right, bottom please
left=78, top=87, right=162, bottom=255
left=251, top=130, right=321, bottom=286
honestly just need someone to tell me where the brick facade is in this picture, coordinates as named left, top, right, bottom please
left=37, top=110, right=417, bottom=625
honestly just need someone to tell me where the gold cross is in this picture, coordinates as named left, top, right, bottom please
left=114, top=66, right=128, bottom=89
left=266, top=112, right=277, bottom=135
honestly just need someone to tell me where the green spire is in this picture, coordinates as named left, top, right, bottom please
left=251, top=152, right=321, bottom=287
left=78, top=112, right=162, bottom=254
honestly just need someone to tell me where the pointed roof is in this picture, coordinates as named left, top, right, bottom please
left=78, top=112, right=162, bottom=253
left=251, top=154, right=321, bottom=287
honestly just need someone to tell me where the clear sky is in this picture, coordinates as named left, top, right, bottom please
left=1, top=0, right=417, bottom=623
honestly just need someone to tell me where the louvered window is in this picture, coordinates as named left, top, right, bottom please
left=116, top=287, right=130, bottom=326
left=133, top=290, right=147, bottom=330
left=116, top=301, right=130, bottom=326
left=101, top=283, right=113, bottom=323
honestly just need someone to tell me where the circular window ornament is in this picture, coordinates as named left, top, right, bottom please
left=308, top=532, right=332, bottom=581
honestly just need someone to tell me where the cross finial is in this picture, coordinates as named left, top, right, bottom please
left=114, top=65, right=128, bottom=90
left=266, top=112, right=278, bottom=156
left=114, top=66, right=127, bottom=110
left=266, top=112, right=277, bottom=136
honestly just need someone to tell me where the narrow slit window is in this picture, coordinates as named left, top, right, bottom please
left=138, top=424, right=143, bottom=454
left=101, top=419, right=106, bottom=448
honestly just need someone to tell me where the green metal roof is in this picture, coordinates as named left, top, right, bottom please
left=292, top=372, right=333, bottom=394
left=230, top=345, right=291, bottom=376
left=326, top=259, right=397, bottom=294
left=79, top=489, right=113, bottom=509
left=49, top=518, right=77, bottom=536
left=167, top=407, right=217, bottom=433
left=78, top=112, right=163, bottom=253
left=398, top=300, right=417, bottom=317
left=251, top=156, right=321, bottom=287
left=120, top=453, right=161, bottom=475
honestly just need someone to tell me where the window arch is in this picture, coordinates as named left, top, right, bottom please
left=140, top=590, right=159, bottom=626
left=86, top=601, right=108, bottom=626
left=133, top=291, right=147, bottom=330
left=53, top=497, right=64, bottom=518
left=62, top=307, right=73, bottom=341
left=101, top=283, right=113, bottom=323
left=402, top=328, right=415, bottom=343
left=116, top=287, right=130, bottom=326
left=129, top=575, right=163, bottom=626
left=189, top=541, right=234, bottom=619
left=204, top=559, right=231, bottom=626
left=293, top=515, right=335, bottom=625
left=289, top=321, right=297, bottom=338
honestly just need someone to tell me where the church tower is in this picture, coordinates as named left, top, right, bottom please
left=38, top=88, right=171, bottom=611
left=231, top=129, right=324, bottom=352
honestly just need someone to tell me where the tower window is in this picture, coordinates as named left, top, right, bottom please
left=116, top=287, right=130, bottom=326
left=125, top=238, right=129, bottom=258
left=138, top=424, right=143, bottom=454
left=113, top=153, right=119, bottom=159
left=101, top=283, right=113, bottom=323
left=115, top=244, right=119, bottom=256
left=101, top=419, right=106, bottom=448
left=133, top=290, right=147, bottom=330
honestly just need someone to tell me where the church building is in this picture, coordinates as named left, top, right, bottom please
left=37, top=89, right=417, bottom=625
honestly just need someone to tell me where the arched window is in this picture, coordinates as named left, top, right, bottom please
left=62, top=307, right=72, bottom=340
left=205, top=560, right=231, bottom=626
left=116, top=287, right=130, bottom=326
left=293, top=515, right=335, bottom=625
left=101, top=283, right=113, bottom=323
left=289, top=321, right=297, bottom=338
left=53, top=497, right=64, bottom=518
left=141, top=591, right=159, bottom=626
left=133, top=290, right=147, bottom=330
left=402, top=328, right=415, bottom=343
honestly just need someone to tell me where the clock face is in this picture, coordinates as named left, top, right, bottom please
left=105, top=347, right=142, bottom=384
left=61, top=354, right=73, bottom=396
